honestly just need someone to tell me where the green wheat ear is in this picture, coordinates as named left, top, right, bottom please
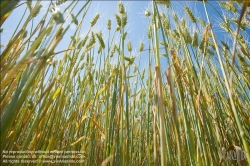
left=122, top=31, right=127, bottom=41
left=96, top=32, right=105, bottom=49
left=118, top=2, right=125, bottom=14
left=221, top=41, right=229, bottom=50
left=86, top=32, right=96, bottom=50
left=183, top=27, right=192, bottom=44
left=114, top=14, right=121, bottom=27
left=139, top=42, right=144, bottom=52
left=192, top=32, right=198, bottom=47
left=163, top=18, right=170, bottom=30
left=172, top=12, right=178, bottom=23
left=110, top=44, right=117, bottom=58
left=127, top=41, right=132, bottom=52
left=31, top=4, right=42, bottom=18
left=56, top=0, right=67, bottom=6
left=155, top=0, right=170, bottom=6
left=219, top=2, right=237, bottom=13
left=198, top=17, right=206, bottom=27
left=107, top=19, right=111, bottom=30
left=185, top=7, right=196, bottom=23
left=90, top=14, right=100, bottom=27
left=26, top=0, right=32, bottom=11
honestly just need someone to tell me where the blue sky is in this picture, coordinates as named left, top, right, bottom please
left=1, top=1, right=150, bottom=69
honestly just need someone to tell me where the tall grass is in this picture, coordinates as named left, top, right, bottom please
left=1, top=0, right=250, bottom=165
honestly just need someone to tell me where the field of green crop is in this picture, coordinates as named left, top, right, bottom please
left=1, top=0, right=250, bottom=165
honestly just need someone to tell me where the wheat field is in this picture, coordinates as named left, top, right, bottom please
left=1, top=0, right=250, bottom=165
